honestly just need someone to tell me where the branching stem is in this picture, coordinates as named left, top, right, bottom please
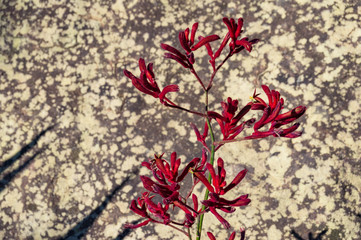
left=196, top=90, right=216, bottom=240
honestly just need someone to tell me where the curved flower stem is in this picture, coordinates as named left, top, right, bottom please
left=214, top=136, right=247, bottom=145
left=196, top=90, right=216, bottom=240
left=164, top=97, right=207, bottom=117
left=179, top=198, right=193, bottom=240
left=206, top=52, right=232, bottom=90
left=188, top=228, right=192, bottom=240
left=185, top=179, right=200, bottom=200
left=190, top=68, right=206, bottom=91
left=168, top=223, right=190, bottom=237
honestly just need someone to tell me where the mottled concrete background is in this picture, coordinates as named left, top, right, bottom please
left=0, top=0, right=360, bottom=239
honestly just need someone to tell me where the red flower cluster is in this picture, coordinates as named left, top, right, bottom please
left=123, top=16, right=306, bottom=239
left=208, top=97, right=255, bottom=148
left=124, top=192, right=170, bottom=228
left=197, top=158, right=250, bottom=229
left=161, top=22, right=220, bottom=69
left=123, top=58, right=179, bottom=105
left=223, top=17, right=259, bottom=54
left=246, top=85, right=307, bottom=139
left=125, top=152, right=250, bottom=232
left=206, top=85, right=306, bottom=144
left=125, top=153, right=200, bottom=230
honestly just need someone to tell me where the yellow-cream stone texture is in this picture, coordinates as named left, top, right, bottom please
left=0, top=0, right=360, bottom=239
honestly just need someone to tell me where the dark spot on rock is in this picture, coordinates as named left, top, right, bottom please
left=292, top=177, right=300, bottom=185
left=26, top=203, right=38, bottom=212
left=70, top=148, right=80, bottom=163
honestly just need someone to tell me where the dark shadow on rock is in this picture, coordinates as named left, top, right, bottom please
left=0, top=150, right=42, bottom=192
left=60, top=169, right=139, bottom=240
left=291, top=229, right=328, bottom=240
left=114, top=219, right=142, bottom=240
left=0, top=125, right=55, bottom=175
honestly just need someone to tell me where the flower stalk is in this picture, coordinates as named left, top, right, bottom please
left=196, top=91, right=216, bottom=240
left=123, top=16, right=306, bottom=240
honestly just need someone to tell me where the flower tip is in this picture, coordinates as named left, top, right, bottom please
left=207, top=232, right=217, bottom=240
left=223, top=220, right=231, bottom=229
left=296, top=105, right=307, bottom=114
left=123, top=69, right=133, bottom=78
left=138, top=58, right=146, bottom=66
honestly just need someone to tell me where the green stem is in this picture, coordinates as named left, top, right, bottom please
left=196, top=91, right=216, bottom=240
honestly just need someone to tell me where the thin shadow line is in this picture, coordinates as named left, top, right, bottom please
left=291, top=229, right=328, bottom=240
left=0, top=125, right=55, bottom=175
left=60, top=174, right=135, bottom=240
left=114, top=219, right=142, bottom=240
left=0, top=150, right=42, bottom=192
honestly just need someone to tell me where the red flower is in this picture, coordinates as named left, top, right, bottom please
left=179, top=23, right=220, bottom=54
left=143, top=152, right=201, bottom=184
left=123, top=58, right=179, bottom=104
left=124, top=192, right=170, bottom=228
left=202, top=193, right=250, bottom=229
left=203, top=193, right=250, bottom=208
left=189, top=151, right=214, bottom=193
left=207, top=228, right=246, bottom=240
left=223, top=17, right=259, bottom=54
left=194, top=158, right=250, bottom=229
left=203, top=32, right=230, bottom=70
left=161, top=43, right=193, bottom=69
left=140, top=176, right=181, bottom=203
left=247, top=85, right=306, bottom=139
left=203, top=18, right=259, bottom=89
left=138, top=152, right=204, bottom=228
left=204, top=158, right=248, bottom=195
left=208, top=97, right=255, bottom=146
left=164, top=22, right=220, bottom=69
left=190, top=121, right=209, bottom=151
left=161, top=22, right=220, bottom=69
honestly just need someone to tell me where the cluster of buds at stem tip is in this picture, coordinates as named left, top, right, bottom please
left=123, top=58, right=179, bottom=106
left=222, top=17, right=259, bottom=55
left=123, top=17, right=259, bottom=110
left=161, top=22, right=220, bottom=69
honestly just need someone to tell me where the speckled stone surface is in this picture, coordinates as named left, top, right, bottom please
left=0, top=0, right=360, bottom=239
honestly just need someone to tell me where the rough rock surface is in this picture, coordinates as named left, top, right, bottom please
left=0, top=0, right=360, bottom=239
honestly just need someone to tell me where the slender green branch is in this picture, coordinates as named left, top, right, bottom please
left=196, top=91, right=216, bottom=240
left=195, top=50, right=233, bottom=239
